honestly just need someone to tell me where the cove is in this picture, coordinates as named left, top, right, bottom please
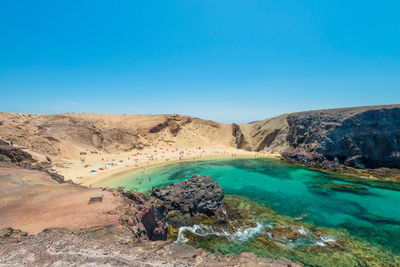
left=99, top=158, right=400, bottom=264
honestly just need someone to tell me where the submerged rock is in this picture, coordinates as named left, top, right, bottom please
left=324, top=240, right=345, bottom=250
left=268, top=226, right=303, bottom=241
left=311, top=240, right=345, bottom=251
left=152, top=175, right=224, bottom=217
left=324, top=183, right=367, bottom=192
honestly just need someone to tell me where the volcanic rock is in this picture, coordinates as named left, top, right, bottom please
left=0, top=140, right=35, bottom=164
left=268, top=226, right=302, bottom=241
left=0, top=225, right=303, bottom=266
left=241, top=105, right=400, bottom=172
left=0, top=227, right=28, bottom=239
left=151, top=175, right=224, bottom=217
left=120, top=190, right=168, bottom=241
left=232, top=123, right=244, bottom=148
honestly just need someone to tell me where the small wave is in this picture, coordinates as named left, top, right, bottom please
left=315, top=241, right=326, bottom=247
left=175, top=222, right=265, bottom=244
left=320, top=235, right=336, bottom=242
left=314, top=235, right=336, bottom=246
left=230, top=222, right=265, bottom=242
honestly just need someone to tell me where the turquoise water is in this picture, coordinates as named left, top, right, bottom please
left=101, top=158, right=400, bottom=256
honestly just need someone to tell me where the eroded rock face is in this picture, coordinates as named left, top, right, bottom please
left=0, top=140, right=35, bottom=164
left=0, top=140, right=66, bottom=182
left=119, top=190, right=168, bottom=241
left=320, top=108, right=400, bottom=169
left=232, top=123, right=244, bottom=149
left=243, top=105, right=400, bottom=171
left=284, top=106, right=400, bottom=169
left=152, top=175, right=224, bottom=217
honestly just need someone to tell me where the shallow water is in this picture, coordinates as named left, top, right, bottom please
left=100, top=158, right=400, bottom=261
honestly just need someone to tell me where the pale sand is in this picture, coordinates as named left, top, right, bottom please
left=57, top=147, right=280, bottom=187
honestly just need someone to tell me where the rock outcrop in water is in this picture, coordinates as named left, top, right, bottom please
left=152, top=175, right=224, bottom=216
left=151, top=175, right=224, bottom=226
left=241, top=105, right=400, bottom=172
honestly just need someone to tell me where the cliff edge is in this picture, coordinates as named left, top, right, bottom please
left=240, top=105, right=400, bottom=171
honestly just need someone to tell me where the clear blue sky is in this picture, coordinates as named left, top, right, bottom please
left=1, top=1, right=399, bottom=123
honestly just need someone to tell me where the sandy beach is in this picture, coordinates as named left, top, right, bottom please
left=56, top=147, right=279, bottom=187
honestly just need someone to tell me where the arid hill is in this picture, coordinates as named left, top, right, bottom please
left=1, top=105, right=400, bottom=172
left=0, top=112, right=235, bottom=165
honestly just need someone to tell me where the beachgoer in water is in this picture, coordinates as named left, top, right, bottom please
left=294, top=216, right=303, bottom=220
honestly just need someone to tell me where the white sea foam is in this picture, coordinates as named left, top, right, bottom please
left=314, top=235, right=336, bottom=246
left=298, top=227, right=308, bottom=235
left=175, top=222, right=265, bottom=244
left=319, top=235, right=336, bottom=242
left=230, top=222, right=265, bottom=242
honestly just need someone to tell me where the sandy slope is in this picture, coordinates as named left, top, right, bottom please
left=0, top=112, right=272, bottom=185
left=0, top=112, right=235, bottom=162
left=0, top=162, right=121, bottom=234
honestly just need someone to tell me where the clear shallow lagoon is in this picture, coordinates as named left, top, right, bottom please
left=101, top=158, right=400, bottom=263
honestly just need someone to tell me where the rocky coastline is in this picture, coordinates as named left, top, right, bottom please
left=0, top=173, right=303, bottom=266
left=2, top=105, right=400, bottom=265
left=239, top=105, right=400, bottom=180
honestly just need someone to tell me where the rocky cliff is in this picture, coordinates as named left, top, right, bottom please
left=241, top=105, right=400, bottom=171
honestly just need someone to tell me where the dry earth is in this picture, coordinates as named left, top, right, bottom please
left=0, top=112, right=235, bottom=164
left=0, top=162, right=121, bottom=234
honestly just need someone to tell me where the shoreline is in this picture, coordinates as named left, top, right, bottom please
left=56, top=148, right=280, bottom=187
left=94, top=154, right=281, bottom=188
left=55, top=145, right=400, bottom=191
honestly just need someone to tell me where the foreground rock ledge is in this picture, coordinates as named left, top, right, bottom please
left=0, top=225, right=303, bottom=267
